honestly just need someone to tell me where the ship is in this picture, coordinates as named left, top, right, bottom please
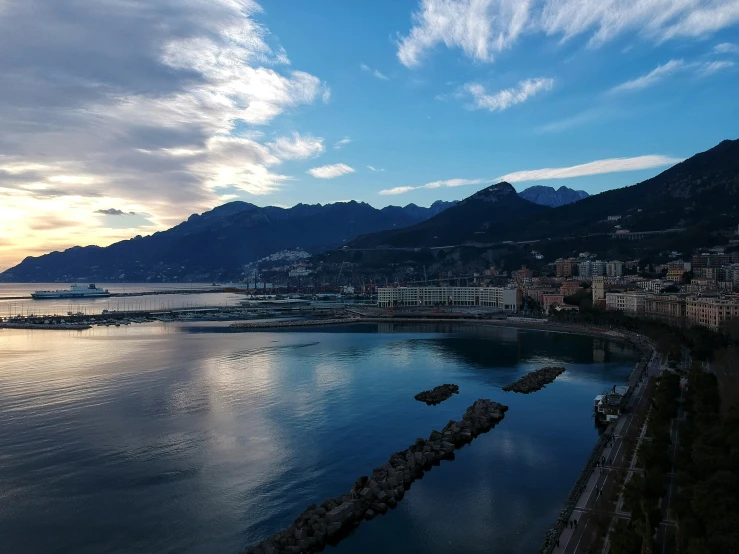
left=594, top=385, right=629, bottom=425
left=31, top=284, right=111, bottom=299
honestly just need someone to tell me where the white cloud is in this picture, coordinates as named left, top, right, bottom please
left=268, top=133, right=324, bottom=160
left=399, top=0, right=739, bottom=67
left=714, top=42, right=739, bottom=54
left=360, top=63, right=389, bottom=80
left=0, top=0, right=330, bottom=269
left=463, top=78, right=554, bottom=111
left=307, top=163, right=355, bottom=179
left=499, top=155, right=684, bottom=182
left=698, top=60, right=735, bottom=75
left=610, top=59, right=685, bottom=92
left=379, top=178, right=487, bottom=195
left=377, top=155, right=682, bottom=194
left=367, top=165, right=385, bottom=172
left=334, top=137, right=352, bottom=149
left=379, top=186, right=417, bottom=195
left=398, top=0, right=532, bottom=67
left=610, top=58, right=733, bottom=92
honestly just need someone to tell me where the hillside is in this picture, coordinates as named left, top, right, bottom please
left=349, top=182, right=549, bottom=248
left=0, top=200, right=456, bottom=282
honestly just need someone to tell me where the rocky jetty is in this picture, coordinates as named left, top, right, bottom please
left=241, top=399, right=508, bottom=554
left=414, top=383, right=459, bottom=405
left=503, top=366, right=565, bottom=394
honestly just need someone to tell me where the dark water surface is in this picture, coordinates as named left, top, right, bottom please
left=0, top=323, right=638, bottom=553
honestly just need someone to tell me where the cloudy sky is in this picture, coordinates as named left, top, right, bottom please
left=1, top=0, right=738, bottom=270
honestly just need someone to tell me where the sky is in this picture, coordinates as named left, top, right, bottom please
left=1, top=0, right=738, bottom=270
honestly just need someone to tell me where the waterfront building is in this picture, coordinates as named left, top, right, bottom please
left=605, top=292, right=646, bottom=314
left=644, top=294, right=686, bottom=326
left=376, top=286, right=518, bottom=311
left=606, top=261, right=624, bottom=277
left=542, top=294, right=564, bottom=314
left=686, top=296, right=739, bottom=331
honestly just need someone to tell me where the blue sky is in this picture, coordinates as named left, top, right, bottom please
left=0, top=0, right=738, bottom=268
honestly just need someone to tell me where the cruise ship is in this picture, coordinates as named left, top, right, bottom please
left=31, top=284, right=111, bottom=299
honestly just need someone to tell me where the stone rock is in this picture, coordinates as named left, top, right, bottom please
left=414, top=383, right=460, bottom=405
left=502, top=366, right=566, bottom=394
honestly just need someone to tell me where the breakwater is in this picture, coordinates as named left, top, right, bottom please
left=0, top=322, right=91, bottom=330
left=502, top=366, right=566, bottom=394
left=242, top=399, right=508, bottom=554
left=414, top=383, right=459, bottom=405
left=230, top=317, right=356, bottom=330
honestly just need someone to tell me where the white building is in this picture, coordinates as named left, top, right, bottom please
left=606, top=292, right=646, bottom=314
left=377, top=286, right=518, bottom=312
left=606, top=261, right=624, bottom=277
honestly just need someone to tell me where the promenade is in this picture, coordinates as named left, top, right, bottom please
left=553, top=351, right=663, bottom=554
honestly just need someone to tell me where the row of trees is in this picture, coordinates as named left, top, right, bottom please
left=610, top=373, right=681, bottom=554
left=674, top=370, right=739, bottom=553
left=549, top=306, right=732, bottom=362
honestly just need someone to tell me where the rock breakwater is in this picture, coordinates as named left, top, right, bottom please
left=414, top=383, right=459, bottom=405
left=503, top=366, right=566, bottom=394
left=241, top=399, right=508, bottom=554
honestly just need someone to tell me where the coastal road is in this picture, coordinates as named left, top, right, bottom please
left=555, top=352, right=661, bottom=554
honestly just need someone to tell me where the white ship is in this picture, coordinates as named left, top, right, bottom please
left=31, top=284, right=111, bottom=299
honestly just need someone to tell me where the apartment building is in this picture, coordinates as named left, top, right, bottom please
left=555, top=258, right=576, bottom=278
left=606, top=261, right=624, bottom=277
left=605, top=292, right=646, bottom=314
left=686, top=296, right=739, bottom=332
left=377, top=286, right=518, bottom=311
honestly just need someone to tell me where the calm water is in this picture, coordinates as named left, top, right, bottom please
left=0, top=283, right=242, bottom=317
left=0, top=322, right=638, bottom=553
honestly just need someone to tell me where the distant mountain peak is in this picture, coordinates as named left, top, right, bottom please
left=518, top=184, right=589, bottom=207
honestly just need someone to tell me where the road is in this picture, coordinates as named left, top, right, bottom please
left=554, top=351, right=662, bottom=553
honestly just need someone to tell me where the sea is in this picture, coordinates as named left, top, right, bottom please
left=0, top=317, right=639, bottom=554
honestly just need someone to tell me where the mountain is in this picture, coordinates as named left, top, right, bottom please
left=349, top=182, right=549, bottom=249
left=0, top=200, right=455, bottom=282
left=518, top=185, right=589, bottom=207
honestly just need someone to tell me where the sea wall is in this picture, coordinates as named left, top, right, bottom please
left=242, top=399, right=508, bottom=554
